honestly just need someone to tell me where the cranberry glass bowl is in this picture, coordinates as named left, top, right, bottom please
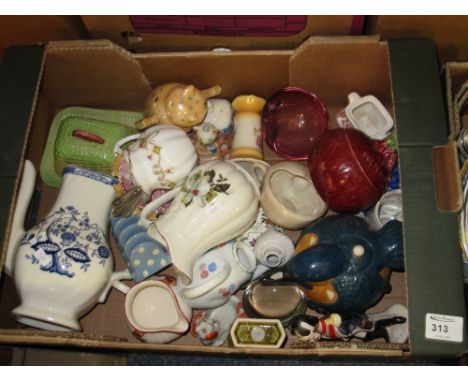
left=262, top=87, right=330, bottom=160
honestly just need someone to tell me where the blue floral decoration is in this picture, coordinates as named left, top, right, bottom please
left=208, top=262, right=217, bottom=272
left=21, top=206, right=110, bottom=278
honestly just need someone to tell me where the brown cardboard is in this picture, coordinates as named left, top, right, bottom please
left=445, top=62, right=468, bottom=139
left=81, top=16, right=356, bottom=53
left=0, top=37, right=412, bottom=356
left=367, top=16, right=468, bottom=64
left=0, top=16, right=89, bottom=47
left=432, top=142, right=463, bottom=213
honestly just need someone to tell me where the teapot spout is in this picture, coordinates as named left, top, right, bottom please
left=4, top=160, right=36, bottom=276
left=201, top=85, right=222, bottom=100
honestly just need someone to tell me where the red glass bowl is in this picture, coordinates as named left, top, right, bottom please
left=307, top=128, right=389, bottom=214
left=262, top=87, right=330, bottom=160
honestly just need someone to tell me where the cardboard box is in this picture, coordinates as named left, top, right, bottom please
left=444, top=62, right=468, bottom=284
left=81, top=16, right=363, bottom=53
left=366, top=16, right=468, bottom=64
left=0, top=37, right=466, bottom=358
left=0, top=16, right=89, bottom=47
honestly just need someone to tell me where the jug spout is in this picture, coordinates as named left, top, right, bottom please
left=4, top=160, right=36, bottom=276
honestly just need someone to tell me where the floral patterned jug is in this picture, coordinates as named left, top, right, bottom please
left=6, top=162, right=130, bottom=331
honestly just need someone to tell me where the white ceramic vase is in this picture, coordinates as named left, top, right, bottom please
left=6, top=162, right=130, bottom=331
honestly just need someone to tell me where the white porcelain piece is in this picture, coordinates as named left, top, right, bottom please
left=113, top=275, right=192, bottom=343
left=231, top=158, right=269, bottom=188
left=199, top=98, right=234, bottom=135
left=366, top=189, right=403, bottom=230
left=114, top=124, right=198, bottom=195
left=254, top=230, right=294, bottom=268
left=7, top=162, right=131, bottom=331
left=230, top=95, right=266, bottom=160
left=344, top=92, right=394, bottom=140
left=190, top=295, right=244, bottom=346
left=176, top=240, right=257, bottom=309
left=260, top=161, right=327, bottom=230
left=140, top=160, right=260, bottom=282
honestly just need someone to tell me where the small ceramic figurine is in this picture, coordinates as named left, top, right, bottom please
left=190, top=295, right=246, bottom=346
left=192, top=124, right=231, bottom=161
left=264, top=215, right=404, bottom=315
left=230, top=95, right=266, bottom=160
left=290, top=304, right=409, bottom=343
left=135, top=82, right=222, bottom=131
left=191, top=98, right=234, bottom=160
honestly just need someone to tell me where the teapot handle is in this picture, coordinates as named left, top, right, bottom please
left=139, top=187, right=180, bottom=228
left=181, top=264, right=231, bottom=300
left=114, top=133, right=142, bottom=155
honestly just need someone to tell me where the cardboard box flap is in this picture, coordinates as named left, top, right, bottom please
left=389, top=39, right=467, bottom=357
left=444, top=62, right=468, bottom=140
left=289, top=36, right=393, bottom=113
left=135, top=50, right=291, bottom=101
left=43, top=40, right=151, bottom=110
left=81, top=16, right=358, bottom=53
left=432, top=142, right=463, bottom=213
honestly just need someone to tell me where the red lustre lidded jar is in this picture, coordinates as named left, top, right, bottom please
left=307, top=128, right=389, bottom=214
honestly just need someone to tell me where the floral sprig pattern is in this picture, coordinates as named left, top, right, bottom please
left=20, top=206, right=109, bottom=278
left=137, top=131, right=176, bottom=189
left=180, top=169, right=230, bottom=208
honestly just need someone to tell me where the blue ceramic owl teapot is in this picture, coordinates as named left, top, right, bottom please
left=263, top=215, right=404, bottom=315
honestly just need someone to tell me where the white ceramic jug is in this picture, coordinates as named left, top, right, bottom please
left=176, top=240, right=257, bottom=309
left=5, top=161, right=131, bottom=331
left=140, top=160, right=260, bottom=282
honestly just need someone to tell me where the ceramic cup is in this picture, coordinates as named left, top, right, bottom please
left=254, top=230, right=294, bottom=268
left=230, top=95, right=266, bottom=160
left=366, top=189, right=403, bottom=230
left=112, top=275, right=192, bottom=344
left=337, top=92, right=394, bottom=140
left=140, top=160, right=260, bottom=282
left=176, top=240, right=257, bottom=309
left=260, top=161, right=327, bottom=230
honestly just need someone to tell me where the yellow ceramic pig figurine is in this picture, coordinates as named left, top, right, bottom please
left=136, top=83, right=222, bottom=132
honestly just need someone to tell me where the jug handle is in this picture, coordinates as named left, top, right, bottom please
left=181, top=264, right=230, bottom=300
left=4, top=160, right=36, bottom=277
left=139, top=187, right=180, bottom=228
left=97, top=269, right=132, bottom=303
left=114, top=133, right=142, bottom=155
